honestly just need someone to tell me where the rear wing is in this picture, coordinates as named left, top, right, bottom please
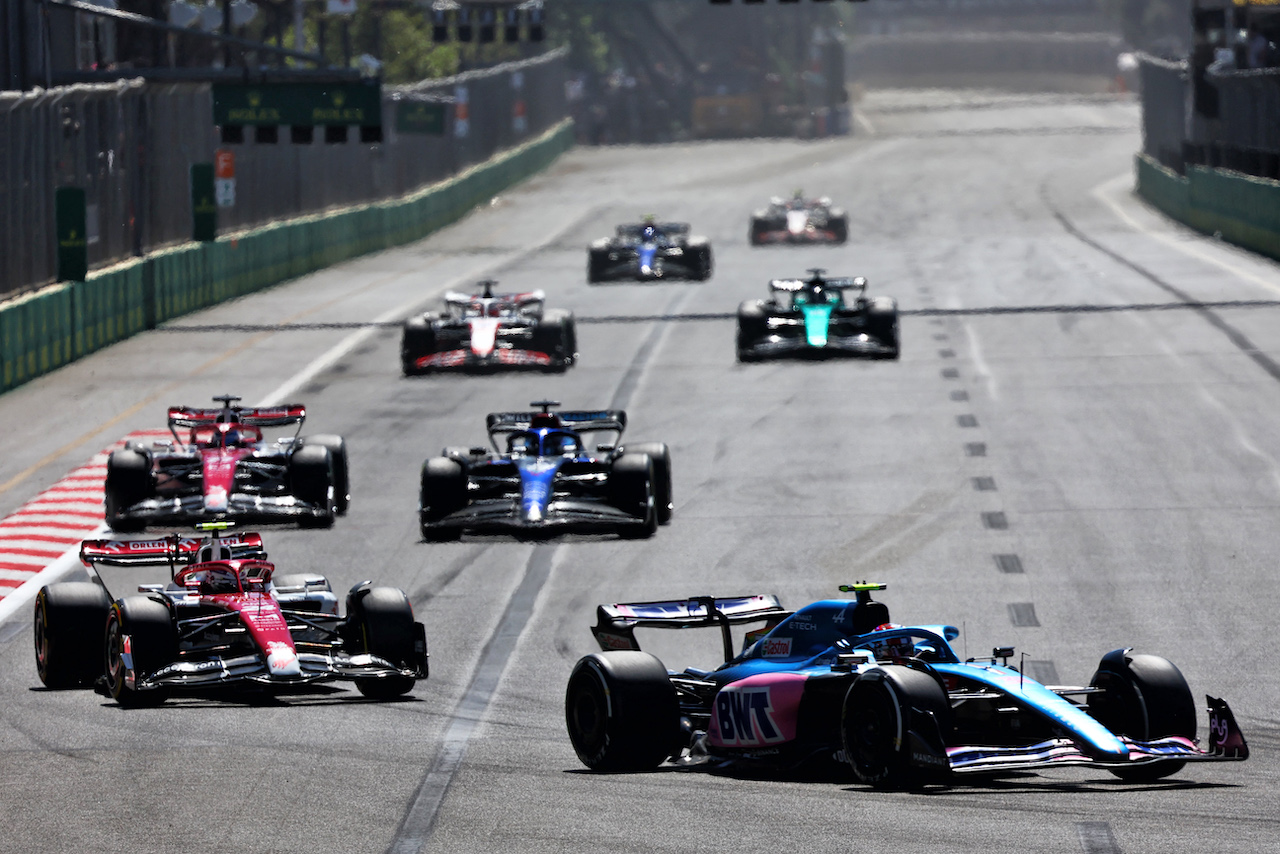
left=769, top=277, right=866, bottom=294
left=592, top=594, right=789, bottom=663
left=444, top=290, right=545, bottom=307
left=168, top=404, right=305, bottom=429
left=486, top=409, right=627, bottom=438
left=616, top=222, right=690, bottom=238
left=81, top=533, right=266, bottom=569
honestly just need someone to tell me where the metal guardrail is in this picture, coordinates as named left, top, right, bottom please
left=0, top=49, right=567, bottom=301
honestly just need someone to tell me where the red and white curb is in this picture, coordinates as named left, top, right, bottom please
left=0, top=430, right=169, bottom=623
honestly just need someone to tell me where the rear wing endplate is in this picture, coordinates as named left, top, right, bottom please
left=592, top=594, right=788, bottom=663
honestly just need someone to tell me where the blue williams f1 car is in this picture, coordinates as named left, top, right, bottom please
left=587, top=220, right=712, bottom=283
left=418, top=401, right=673, bottom=541
left=565, top=583, right=1248, bottom=787
left=737, top=269, right=899, bottom=362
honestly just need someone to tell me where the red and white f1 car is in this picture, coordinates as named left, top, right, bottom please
left=33, top=526, right=428, bottom=705
left=400, top=281, right=577, bottom=374
left=104, top=395, right=350, bottom=532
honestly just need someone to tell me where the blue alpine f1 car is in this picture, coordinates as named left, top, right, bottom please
left=565, top=583, right=1248, bottom=787
left=418, top=401, right=672, bottom=541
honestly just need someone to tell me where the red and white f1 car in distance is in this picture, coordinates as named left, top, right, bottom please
left=32, top=526, right=428, bottom=705
left=104, top=395, right=350, bottom=532
left=749, top=192, right=848, bottom=246
left=400, top=280, right=577, bottom=374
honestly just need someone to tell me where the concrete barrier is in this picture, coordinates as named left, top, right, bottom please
left=0, top=120, right=573, bottom=396
left=1136, top=152, right=1280, bottom=261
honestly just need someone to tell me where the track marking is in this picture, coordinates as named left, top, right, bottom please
left=386, top=287, right=695, bottom=854
left=1092, top=171, right=1280, bottom=297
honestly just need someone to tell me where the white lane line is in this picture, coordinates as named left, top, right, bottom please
left=1092, top=171, right=1280, bottom=296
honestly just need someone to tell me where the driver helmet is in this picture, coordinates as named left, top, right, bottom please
left=867, top=624, right=913, bottom=662
left=642, top=225, right=657, bottom=241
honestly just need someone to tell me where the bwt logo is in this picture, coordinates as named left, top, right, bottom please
left=715, top=687, right=784, bottom=746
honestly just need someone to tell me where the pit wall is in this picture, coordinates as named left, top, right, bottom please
left=0, top=120, right=573, bottom=395
left=1135, top=152, right=1280, bottom=260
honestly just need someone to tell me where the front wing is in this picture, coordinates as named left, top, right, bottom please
left=407, top=347, right=557, bottom=371
left=422, top=498, right=650, bottom=535
left=110, top=492, right=331, bottom=528
left=740, top=329, right=897, bottom=359
left=946, top=695, right=1248, bottom=775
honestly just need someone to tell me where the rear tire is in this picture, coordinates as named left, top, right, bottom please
left=587, top=245, right=610, bottom=283
left=419, top=457, right=466, bottom=541
left=539, top=309, right=577, bottom=371
left=104, top=449, right=151, bottom=533
left=842, top=665, right=952, bottom=788
left=401, top=316, right=436, bottom=375
left=686, top=239, right=713, bottom=281
left=608, top=454, right=656, bottom=538
left=565, top=651, right=681, bottom=771
left=104, top=596, right=176, bottom=707
left=1088, top=650, right=1196, bottom=781
left=290, top=445, right=336, bottom=529
left=622, top=443, right=672, bottom=524
left=34, top=583, right=111, bottom=688
left=736, top=300, right=768, bottom=362
left=866, top=296, right=900, bottom=359
left=346, top=586, right=419, bottom=699
left=305, top=434, right=350, bottom=515
left=830, top=213, right=849, bottom=244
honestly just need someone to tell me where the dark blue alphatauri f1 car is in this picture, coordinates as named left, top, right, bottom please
left=418, top=401, right=673, bottom=541
left=587, top=221, right=713, bottom=283
left=565, top=583, right=1249, bottom=787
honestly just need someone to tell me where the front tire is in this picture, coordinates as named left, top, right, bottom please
left=346, top=585, right=421, bottom=699
left=419, top=457, right=466, bottom=541
left=34, top=583, right=111, bottom=688
left=841, top=665, right=952, bottom=788
left=1088, top=650, right=1196, bottom=781
left=565, top=651, right=681, bottom=771
left=104, top=596, right=176, bottom=707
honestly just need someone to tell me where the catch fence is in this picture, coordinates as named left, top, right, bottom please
left=0, top=49, right=567, bottom=300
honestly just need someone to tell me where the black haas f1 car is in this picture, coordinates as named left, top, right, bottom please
left=32, top=526, right=428, bottom=705
left=104, top=395, right=349, bottom=532
left=400, top=281, right=577, bottom=375
left=565, top=583, right=1249, bottom=787
left=419, top=401, right=672, bottom=541
left=749, top=192, right=848, bottom=246
left=587, top=220, right=712, bottom=283
left=736, top=269, right=899, bottom=361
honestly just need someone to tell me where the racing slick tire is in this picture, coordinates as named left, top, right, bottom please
left=565, top=651, right=681, bottom=772
left=841, top=665, right=952, bottom=788
left=608, top=454, right=657, bottom=539
left=104, top=596, right=177, bottom=707
left=1087, top=650, right=1197, bottom=782
left=104, top=448, right=152, bottom=533
left=401, top=316, right=436, bottom=375
left=346, top=585, right=420, bottom=699
left=866, top=296, right=900, bottom=360
left=290, top=445, right=336, bottom=529
left=736, top=300, right=768, bottom=362
left=748, top=217, right=771, bottom=246
left=829, top=212, right=849, bottom=244
left=538, top=309, right=577, bottom=372
left=587, top=244, right=610, bottom=284
left=620, top=442, right=673, bottom=525
left=305, top=434, right=350, bottom=515
left=419, top=457, right=466, bottom=542
left=686, top=239, right=713, bottom=281
left=34, top=582, right=111, bottom=689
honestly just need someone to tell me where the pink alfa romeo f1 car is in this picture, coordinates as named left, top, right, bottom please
left=105, top=395, right=350, bottom=532
left=33, top=527, right=427, bottom=705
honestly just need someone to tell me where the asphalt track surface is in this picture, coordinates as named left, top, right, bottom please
left=2, top=89, right=1278, bottom=853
